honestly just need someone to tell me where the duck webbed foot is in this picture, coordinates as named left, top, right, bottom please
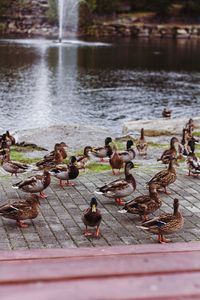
left=115, top=198, right=125, bottom=206
left=39, top=192, right=48, bottom=199
left=16, top=220, right=29, bottom=228
left=158, top=234, right=171, bottom=243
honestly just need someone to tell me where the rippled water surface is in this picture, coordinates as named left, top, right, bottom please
left=0, top=38, right=200, bottom=134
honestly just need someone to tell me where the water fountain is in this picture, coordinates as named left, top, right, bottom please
left=58, top=0, right=79, bottom=43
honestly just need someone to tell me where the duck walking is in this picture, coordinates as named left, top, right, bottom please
left=0, top=194, right=40, bottom=228
left=157, top=137, right=180, bottom=164
left=82, top=197, right=102, bottom=237
left=49, top=156, right=79, bottom=187
left=95, top=161, right=136, bottom=205
left=118, top=183, right=162, bottom=221
left=137, top=199, right=184, bottom=243
left=109, top=144, right=124, bottom=175
left=12, top=170, right=51, bottom=199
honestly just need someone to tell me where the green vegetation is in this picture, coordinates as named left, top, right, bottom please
left=47, top=0, right=58, bottom=24
left=10, top=151, right=40, bottom=164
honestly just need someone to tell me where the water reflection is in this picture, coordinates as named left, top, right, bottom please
left=0, top=38, right=199, bottom=134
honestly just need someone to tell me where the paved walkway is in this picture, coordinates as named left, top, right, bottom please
left=0, top=159, right=199, bottom=250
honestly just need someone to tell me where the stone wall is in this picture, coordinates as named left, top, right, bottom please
left=82, top=22, right=200, bottom=39
left=0, top=0, right=57, bottom=37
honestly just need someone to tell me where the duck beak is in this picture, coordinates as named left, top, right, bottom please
left=92, top=205, right=97, bottom=213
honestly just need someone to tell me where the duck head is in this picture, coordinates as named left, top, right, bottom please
left=105, top=137, right=112, bottom=146
left=84, top=146, right=92, bottom=156
left=90, top=197, right=98, bottom=212
left=126, top=140, right=133, bottom=150
left=69, top=156, right=77, bottom=165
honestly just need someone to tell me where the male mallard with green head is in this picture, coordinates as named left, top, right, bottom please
left=49, top=156, right=79, bottom=187
left=12, top=170, right=51, bottom=199
left=0, top=194, right=40, bottom=228
left=119, top=183, right=162, bottom=221
left=91, top=137, right=113, bottom=162
left=95, top=161, right=136, bottom=205
left=147, top=158, right=177, bottom=195
left=118, top=140, right=136, bottom=163
left=137, top=199, right=184, bottom=243
left=82, top=197, right=102, bottom=237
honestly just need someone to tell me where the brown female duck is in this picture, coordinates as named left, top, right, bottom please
left=82, top=197, right=102, bottom=237
left=76, top=146, right=92, bottom=170
left=109, top=144, right=124, bottom=175
left=49, top=156, right=79, bottom=187
left=0, top=194, right=40, bottom=228
left=119, top=183, right=162, bottom=221
left=147, top=158, right=177, bottom=194
left=95, top=161, right=136, bottom=205
left=136, top=128, right=148, bottom=156
left=91, top=137, right=113, bottom=161
left=12, top=170, right=51, bottom=199
left=44, top=142, right=68, bottom=160
left=137, top=199, right=184, bottom=243
left=36, top=143, right=64, bottom=169
left=157, top=137, right=180, bottom=164
left=186, top=152, right=200, bottom=176
left=0, top=149, right=32, bottom=176
left=118, top=140, right=136, bottom=163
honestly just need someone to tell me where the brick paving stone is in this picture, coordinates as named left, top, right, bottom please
left=0, top=161, right=200, bottom=250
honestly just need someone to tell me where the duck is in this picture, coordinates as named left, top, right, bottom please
left=0, top=149, right=32, bottom=176
left=147, top=158, right=177, bottom=195
left=76, top=146, right=92, bottom=170
left=186, top=152, right=200, bottom=176
left=157, top=137, right=180, bottom=164
left=44, top=142, right=68, bottom=160
left=137, top=199, right=184, bottom=243
left=136, top=128, right=148, bottom=156
left=0, top=131, right=15, bottom=149
left=49, top=156, right=79, bottom=187
left=95, top=161, right=136, bottom=205
left=91, top=137, right=113, bottom=162
left=118, top=140, right=136, bottom=162
left=0, top=194, right=40, bottom=228
left=12, top=170, right=51, bottom=199
left=82, top=197, right=102, bottom=237
left=109, top=144, right=124, bottom=175
left=118, top=183, right=162, bottom=221
left=162, top=108, right=172, bottom=118
left=36, top=143, right=64, bottom=169
left=185, top=118, right=195, bottom=132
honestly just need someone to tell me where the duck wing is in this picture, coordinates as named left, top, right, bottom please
left=99, top=179, right=129, bottom=193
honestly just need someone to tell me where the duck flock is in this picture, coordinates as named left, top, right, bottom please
left=0, top=117, right=199, bottom=244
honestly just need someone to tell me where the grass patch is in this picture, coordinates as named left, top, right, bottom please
left=10, top=151, right=40, bottom=164
left=87, top=163, right=111, bottom=173
left=148, top=142, right=167, bottom=148
left=193, top=132, right=200, bottom=137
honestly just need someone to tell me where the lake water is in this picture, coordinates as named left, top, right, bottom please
left=0, top=38, right=200, bottom=135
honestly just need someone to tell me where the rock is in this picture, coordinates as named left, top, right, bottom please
left=122, top=117, right=200, bottom=136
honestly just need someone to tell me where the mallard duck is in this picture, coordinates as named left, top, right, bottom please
left=137, top=199, right=184, bottom=243
left=186, top=152, right=200, bottom=176
left=36, top=143, right=64, bottom=169
left=76, top=146, right=92, bottom=170
left=109, top=144, right=124, bottom=175
left=82, top=197, right=102, bottom=237
left=0, top=149, right=32, bottom=176
left=12, top=170, right=51, bottom=199
left=118, top=183, right=162, bottom=221
left=0, top=194, right=40, bottom=228
left=44, top=142, right=68, bottom=160
left=157, top=137, right=180, bottom=164
left=162, top=108, right=172, bottom=118
left=95, top=161, right=136, bottom=205
left=91, top=137, right=113, bottom=161
left=118, top=140, right=136, bottom=163
left=49, top=156, right=79, bottom=187
left=136, top=128, right=148, bottom=156
left=147, top=158, right=177, bottom=194
left=0, top=131, right=15, bottom=149
left=185, top=118, right=195, bottom=132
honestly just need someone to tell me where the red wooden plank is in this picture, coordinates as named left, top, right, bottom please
left=1, top=242, right=200, bottom=262
left=0, top=273, right=200, bottom=300
left=1, top=251, right=200, bottom=284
